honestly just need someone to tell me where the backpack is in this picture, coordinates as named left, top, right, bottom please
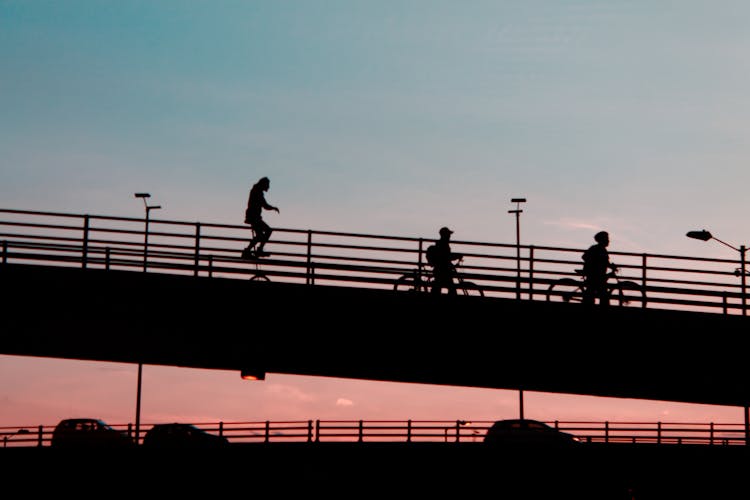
left=425, top=244, right=438, bottom=267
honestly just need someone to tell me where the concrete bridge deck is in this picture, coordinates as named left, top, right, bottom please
left=2, top=263, right=748, bottom=407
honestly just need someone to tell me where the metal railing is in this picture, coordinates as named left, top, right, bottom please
left=1, top=208, right=748, bottom=315
left=1, top=419, right=746, bottom=448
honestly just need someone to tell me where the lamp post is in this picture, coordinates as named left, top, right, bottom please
left=508, top=198, right=526, bottom=300
left=686, top=230, right=746, bottom=316
left=687, top=229, right=749, bottom=445
left=134, top=193, right=161, bottom=273
left=132, top=193, right=161, bottom=446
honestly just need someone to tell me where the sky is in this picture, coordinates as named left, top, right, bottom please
left=2, top=1, right=749, bottom=429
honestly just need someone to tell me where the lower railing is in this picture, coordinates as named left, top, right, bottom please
left=1, top=419, right=747, bottom=447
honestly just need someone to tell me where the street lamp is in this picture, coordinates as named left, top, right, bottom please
left=686, top=229, right=746, bottom=317
left=134, top=193, right=161, bottom=273
left=132, top=193, right=161, bottom=446
left=687, top=229, right=750, bottom=446
left=508, top=198, right=526, bottom=300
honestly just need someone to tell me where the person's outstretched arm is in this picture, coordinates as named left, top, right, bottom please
left=262, top=198, right=280, bottom=213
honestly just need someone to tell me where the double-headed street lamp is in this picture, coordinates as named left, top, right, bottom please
left=132, top=193, right=161, bottom=446
left=686, top=229, right=746, bottom=317
left=508, top=198, right=527, bottom=420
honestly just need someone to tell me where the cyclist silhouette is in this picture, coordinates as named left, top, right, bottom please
left=581, top=231, right=617, bottom=306
left=429, top=226, right=463, bottom=296
left=242, top=177, right=279, bottom=259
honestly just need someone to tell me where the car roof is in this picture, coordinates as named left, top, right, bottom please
left=59, top=418, right=108, bottom=424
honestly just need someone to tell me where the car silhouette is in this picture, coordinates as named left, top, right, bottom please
left=483, top=419, right=580, bottom=445
left=51, top=418, right=134, bottom=448
left=142, top=423, right=229, bottom=448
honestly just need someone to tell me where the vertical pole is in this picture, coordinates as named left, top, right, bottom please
left=135, top=362, right=143, bottom=445
left=143, top=210, right=149, bottom=272
left=82, top=215, right=90, bottom=269
left=641, top=254, right=648, bottom=308
left=193, top=223, right=201, bottom=277
left=519, top=389, right=524, bottom=420
left=741, top=245, right=747, bottom=317
left=2, top=240, right=7, bottom=264
left=745, top=405, right=749, bottom=445
left=418, top=239, right=424, bottom=291
left=515, top=211, right=521, bottom=300
left=528, top=246, right=535, bottom=300
left=306, top=230, right=312, bottom=286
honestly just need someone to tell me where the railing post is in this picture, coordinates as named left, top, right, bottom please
left=455, top=420, right=461, bottom=443
left=723, top=293, right=728, bottom=315
left=127, top=423, right=132, bottom=440
left=82, top=215, right=90, bottom=269
left=407, top=419, right=412, bottom=443
left=657, top=421, right=661, bottom=444
left=315, top=420, right=321, bottom=442
left=604, top=421, right=609, bottom=444
left=105, top=247, right=111, bottom=271
left=307, top=420, right=313, bottom=442
left=745, top=405, right=749, bottom=446
left=741, top=245, right=747, bottom=317
left=208, top=255, right=213, bottom=278
left=709, top=422, right=714, bottom=445
left=2, top=240, right=7, bottom=265
left=418, top=239, right=424, bottom=282
left=641, top=254, right=648, bottom=308
left=264, top=420, right=270, bottom=443
left=306, top=230, right=313, bottom=286
left=528, top=246, right=535, bottom=300
left=219, top=421, right=224, bottom=438
left=37, top=425, right=43, bottom=447
left=358, top=420, right=364, bottom=442
left=193, top=223, right=201, bottom=277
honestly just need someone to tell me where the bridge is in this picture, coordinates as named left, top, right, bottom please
left=3, top=208, right=750, bottom=494
left=2, top=208, right=749, bottom=409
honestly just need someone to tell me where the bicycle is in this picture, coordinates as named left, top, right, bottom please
left=393, top=258, right=484, bottom=297
left=545, top=266, right=645, bottom=306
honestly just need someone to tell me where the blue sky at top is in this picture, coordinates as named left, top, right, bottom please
left=3, top=1, right=749, bottom=256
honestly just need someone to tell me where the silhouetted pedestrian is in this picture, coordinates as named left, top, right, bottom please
left=427, top=226, right=463, bottom=296
left=242, top=177, right=279, bottom=259
left=581, top=231, right=616, bottom=305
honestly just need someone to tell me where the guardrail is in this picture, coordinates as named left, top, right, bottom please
left=1, top=208, right=748, bottom=316
left=1, top=419, right=746, bottom=448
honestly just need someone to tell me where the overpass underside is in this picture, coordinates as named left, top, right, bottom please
left=1, top=264, right=748, bottom=407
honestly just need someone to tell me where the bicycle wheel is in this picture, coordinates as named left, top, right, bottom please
left=612, top=280, right=645, bottom=306
left=546, top=278, right=584, bottom=303
left=460, top=281, right=484, bottom=297
left=394, top=274, right=419, bottom=292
